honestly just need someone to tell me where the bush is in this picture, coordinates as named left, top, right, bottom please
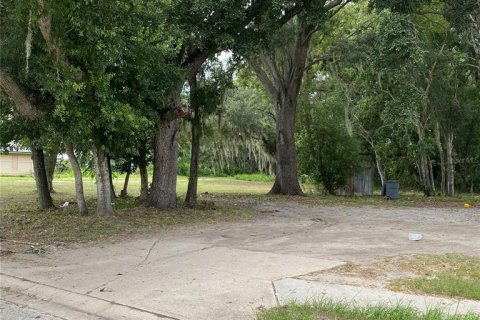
left=297, top=90, right=361, bottom=194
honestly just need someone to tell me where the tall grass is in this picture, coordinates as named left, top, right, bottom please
left=257, top=301, right=480, bottom=320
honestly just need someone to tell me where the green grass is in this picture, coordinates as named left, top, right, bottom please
left=1, top=176, right=478, bottom=214
left=256, top=301, right=480, bottom=320
left=284, top=192, right=479, bottom=208
left=0, top=175, right=477, bottom=217
left=389, top=254, right=480, bottom=301
left=0, top=196, right=257, bottom=244
left=0, top=175, right=265, bottom=245
left=0, top=175, right=272, bottom=211
left=234, top=173, right=275, bottom=182
left=0, top=176, right=478, bottom=245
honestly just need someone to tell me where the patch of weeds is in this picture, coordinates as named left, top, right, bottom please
left=323, top=261, right=381, bottom=279
left=5, top=203, right=26, bottom=212
left=187, top=200, right=216, bottom=210
left=12, top=214, right=33, bottom=226
left=113, top=196, right=141, bottom=210
left=0, top=201, right=260, bottom=245
left=25, top=245, right=49, bottom=255
left=389, top=254, right=480, bottom=300
left=234, top=173, right=274, bottom=182
left=256, top=300, right=480, bottom=320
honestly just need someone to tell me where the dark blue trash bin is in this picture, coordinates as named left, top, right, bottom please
left=384, top=180, right=399, bottom=200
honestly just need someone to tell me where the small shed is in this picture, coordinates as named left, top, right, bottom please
left=0, top=151, right=34, bottom=176
left=349, top=166, right=374, bottom=196
left=337, top=165, right=374, bottom=196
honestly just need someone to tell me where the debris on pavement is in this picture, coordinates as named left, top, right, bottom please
left=408, top=233, right=422, bottom=241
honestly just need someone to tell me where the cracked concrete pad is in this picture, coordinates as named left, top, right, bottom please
left=150, top=246, right=345, bottom=280
left=1, top=274, right=175, bottom=320
left=79, top=247, right=343, bottom=320
left=88, top=263, right=276, bottom=320
left=1, top=240, right=211, bottom=294
left=83, top=247, right=343, bottom=319
left=274, top=278, right=480, bottom=315
left=1, top=299, right=65, bottom=320
left=2, top=245, right=343, bottom=320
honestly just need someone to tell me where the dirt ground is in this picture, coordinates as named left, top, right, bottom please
left=1, top=201, right=479, bottom=319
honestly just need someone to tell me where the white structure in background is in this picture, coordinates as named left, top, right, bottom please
left=0, top=151, right=34, bottom=175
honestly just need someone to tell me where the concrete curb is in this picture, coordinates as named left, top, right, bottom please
left=1, top=273, right=180, bottom=320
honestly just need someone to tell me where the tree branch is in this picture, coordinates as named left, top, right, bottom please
left=324, top=0, right=344, bottom=11
left=37, top=0, right=84, bottom=82
left=0, top=69, right=42, bottom=119
left=262, top=54, right=283, bottom=88
left=159, top=105, right=194, bottom=122
left=424, top=34, right=447, bottom=97
left=246, top=57, right=278, bottom=99
left=278, top=2, right=305, bottom=26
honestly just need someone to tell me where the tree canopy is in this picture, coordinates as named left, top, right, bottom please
left=1, top=0, right=479, bottom=214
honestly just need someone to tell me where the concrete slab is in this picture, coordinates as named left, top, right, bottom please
left=85, top=247, right=343, bottom=319
left=1, top=204, right=479, bottom=319
left=0, top=298, right=65, bottom=320
left=2, top=240, right=211, bottom=294
left=2, top=245, right=343, bottom=320
left=274, top=278, right=480, bottom=315
left=1, top=273, right=176, bottom=319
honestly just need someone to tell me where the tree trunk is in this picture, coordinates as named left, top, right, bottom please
left=92, top=146, right=114, bottom=215
left=185, top=115, right=201, bottom=206
left=419, top=153, right=433, bottom=196
left=342, top=84, right=354, bottom=137
left=446, top=131, right=455, bottom=196
left=248, top=24, right=315, bottom=195
left=145, top=43, right=205, bottom=209
left=44, top=148, right=58, bottom=193
left=138, top=148, right=149, bottom=201
left=269, top=94, right=304, bottom=195
left=185, top=77, right=201, bottom=207
left=149, top=120, right=179, bottom=209
left=139, top=163, right=149, bottom=201
left=65, top=142, right=88, bottom=215
left=374, top=149, right=386, bottom=187
left=415, top=123, right=433, bottom=196
left=429, top=157, right=436, bottom=195
left=107, top=155, right=116, bottom=199
left=31, top=146, right=54, bottom=209
left=120, top=170, right=130, bottom=197
left=434, top=123, right=446, bottom=195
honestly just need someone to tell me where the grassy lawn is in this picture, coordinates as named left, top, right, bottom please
left=0, top=174, right=272, bottom=212
left=1, top=175, right=477, bottom=213
left=0, top=174, right=266, bottom=246
left=0, top=199, right=256, bottom=245
left=389, top=254, right=480, bottom=301
left=0, top=175, right=478, bottom=246
left=256, top=301, right=480, bottom=320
